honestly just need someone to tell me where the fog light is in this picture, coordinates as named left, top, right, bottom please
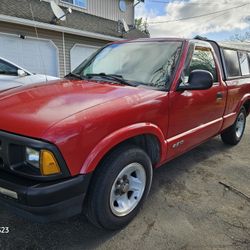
left=40, top=150, right=61, bottom=175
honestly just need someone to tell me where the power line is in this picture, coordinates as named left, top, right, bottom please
left=174, top=11, right=228, bottom=36
left=148, top=3, right=249, bottom=24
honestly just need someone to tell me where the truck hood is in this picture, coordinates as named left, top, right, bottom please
left=0, top=79, right=149, bottom=138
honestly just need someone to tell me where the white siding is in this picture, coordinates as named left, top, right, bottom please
left=45, top=0, right=134, bottom=25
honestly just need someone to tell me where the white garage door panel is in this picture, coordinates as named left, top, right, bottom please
left=70, top=45, right=99, bottom=71
left=0, top=34, right=58, bottom=76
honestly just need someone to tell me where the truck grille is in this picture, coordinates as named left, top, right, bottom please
left=0, top=140, right=3, bottom=167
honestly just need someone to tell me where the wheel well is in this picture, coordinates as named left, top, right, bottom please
left=243, top=100, right=250, bottom=116
left=126, top=134, right=161, bottom=166
left=99, top=134, right=161, bottom=168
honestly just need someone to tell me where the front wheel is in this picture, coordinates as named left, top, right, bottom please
left=221, top=107, right=246, bottom=145
left=85, top=145, right=153, bottom=230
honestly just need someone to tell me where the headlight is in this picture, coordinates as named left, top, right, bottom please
left=26, top=147, right=40, bottom=169
left=25, top=147, right=61, bottom=176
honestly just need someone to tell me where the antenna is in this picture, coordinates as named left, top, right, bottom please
left=50, top=1, right=72, bottom=24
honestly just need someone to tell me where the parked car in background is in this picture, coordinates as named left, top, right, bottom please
left=0, top=38, right=249, bottom=230
left=0, top=57, right=59, bottom=91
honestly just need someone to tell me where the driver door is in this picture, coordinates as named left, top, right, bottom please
left=167, top=42, right=227, bottom=160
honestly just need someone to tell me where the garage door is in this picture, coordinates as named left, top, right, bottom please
left=70, top=44, right=99, bottom=71
left=0, top=34, right=59, bottom=76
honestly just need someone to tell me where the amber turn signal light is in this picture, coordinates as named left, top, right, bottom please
left=40, top=150, right=61, bottom=176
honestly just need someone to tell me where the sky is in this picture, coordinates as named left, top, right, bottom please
left=134, top=0, right=250, bottom=41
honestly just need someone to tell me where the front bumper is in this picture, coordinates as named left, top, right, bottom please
left=0, top=169, right=92, bottom=222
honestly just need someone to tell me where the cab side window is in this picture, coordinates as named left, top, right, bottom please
left=184, top=46, right=218, bottom=83
left=0, top=59, right=18, bottom=76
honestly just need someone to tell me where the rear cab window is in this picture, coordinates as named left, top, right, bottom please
left=222, top=47, right=250, bottom=79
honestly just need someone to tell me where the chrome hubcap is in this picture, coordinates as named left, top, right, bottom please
left=110, top=163, right=146, bottom=217
left=235, top=112, right=245, bottom=138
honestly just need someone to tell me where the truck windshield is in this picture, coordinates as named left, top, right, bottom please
left=73, top=41, right=183, bottom=89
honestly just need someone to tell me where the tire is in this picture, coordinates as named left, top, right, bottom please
left=85, top=145, right=153, bottom=230
left=221, top=107, right=246, bottom=145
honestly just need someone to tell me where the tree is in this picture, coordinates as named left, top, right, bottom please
left=135, top=17, right=150, bottom=36
left=230, top=32, right=250, bottom=42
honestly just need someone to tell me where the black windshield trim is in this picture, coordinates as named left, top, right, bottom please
left=85, top=73, right=139, bottom=87
left=64, top=72, right=85, bottom=80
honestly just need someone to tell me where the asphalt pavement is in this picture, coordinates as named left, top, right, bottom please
left=0, top=118, right=249, bottom=250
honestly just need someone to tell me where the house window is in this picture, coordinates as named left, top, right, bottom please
left=119, top=0, right=127, bottom=12
left=61, top=0, right=86, bottom=8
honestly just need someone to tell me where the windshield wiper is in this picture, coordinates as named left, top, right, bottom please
left=65, top=72, right=84, bottom=80
left=85, top=73, right=138, bottom=87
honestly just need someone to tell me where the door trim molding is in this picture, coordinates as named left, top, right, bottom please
left=166, top=117, right=223, bottom=144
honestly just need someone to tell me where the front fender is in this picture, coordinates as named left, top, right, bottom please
left=80, top=123, right=166, bottom=174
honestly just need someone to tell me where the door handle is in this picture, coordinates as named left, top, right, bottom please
left=216, top=92, right=223, bottom=100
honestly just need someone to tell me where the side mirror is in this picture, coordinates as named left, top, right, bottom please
left=177, top=70, right=213, bottom=91
left=18, top=69, right=27, bottom=77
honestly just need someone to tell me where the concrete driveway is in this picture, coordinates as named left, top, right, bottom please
left=0, top=119, right=249, bottom=250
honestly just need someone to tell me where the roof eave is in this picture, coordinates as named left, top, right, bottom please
left=0, top=14, right=124, bottom=42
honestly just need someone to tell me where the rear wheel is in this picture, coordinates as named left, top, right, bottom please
left=221, top=107, right=246, bottom=145
left=85, top=145, right=153, bottom=230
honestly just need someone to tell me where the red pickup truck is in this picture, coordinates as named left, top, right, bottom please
left=0, top=38, right=249, bottom=230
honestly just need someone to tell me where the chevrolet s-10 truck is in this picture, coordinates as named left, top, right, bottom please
left=0, top=38, right=249, bottom=230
